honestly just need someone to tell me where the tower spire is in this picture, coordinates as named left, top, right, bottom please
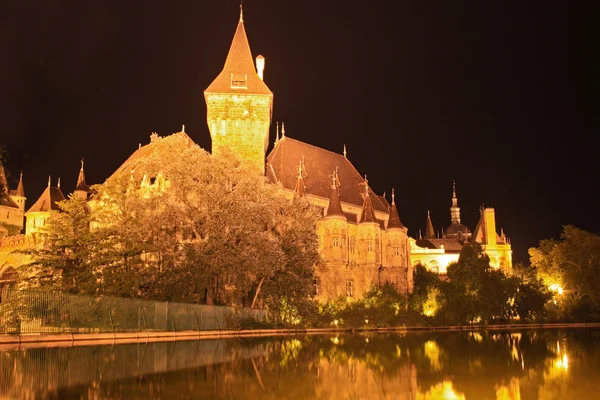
left=275, top=121, right=280, bottom=143
left=343, top=144, right=347, bottom=158
left=387, top=188, right=406, bottom=229
left=239, top=1, right=243, bottom=22
left=450, top=180, right=461, bottom=224
left=281, top=122, right=286, bottom=138
left=15, top=170, right=25, bottom=197
left=425, top=210, right=436, bottom=239
left=325, top=169, right=345, bottom=217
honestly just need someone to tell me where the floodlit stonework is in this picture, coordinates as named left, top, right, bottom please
left=0, top=8, right=512, bottom=299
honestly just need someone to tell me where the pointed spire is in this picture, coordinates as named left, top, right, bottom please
left=326, top=169, right=345, bottom=218
left=204, top=6, right=271, bottom=95
left=281, top=122, right=286, bottom=138
left=15, top=170, right=25, bottom=197
left=419, top=229, right=422, bottom=240
left=387, top=188, right=406, bottom=229
left=48, top=176, right=51, bottom=187
left=57, top=177, right=61, bottom=189
left=450, top=180, right=461, bottom=224
left=359, top=175, right=376, bottom=224
left=275, top=121, right=280, bottom=143
left=182, top=124, right=185, bottom=133
left=75, top=158, right=91, bottom=193
left=343, top=144, right=347, bottom=158
left=425, top=210, right=436, bottom=239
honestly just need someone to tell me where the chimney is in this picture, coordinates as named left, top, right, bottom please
left=256, top=55, right=265, bottom=80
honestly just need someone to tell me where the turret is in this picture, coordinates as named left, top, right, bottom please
left=25, top=177, right=66, bottom=239
left=204, top=5, right=273, bottom=174
left=74, top=159, right=92, bottom=200
left=425, top=210, right=435, bottom=239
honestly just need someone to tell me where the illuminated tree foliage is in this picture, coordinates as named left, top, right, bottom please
left=22, top=133, right=321, bottom=308
left=529, top=225, right=600, bottom=321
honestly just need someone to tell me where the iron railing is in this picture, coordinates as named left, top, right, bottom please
left=0, top=288, right=268, bottom=334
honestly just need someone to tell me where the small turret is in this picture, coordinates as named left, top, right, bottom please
left=425, top=210, right=436, bottom=239
left=256, top=55, right=265, bottom=80
left=325, top=168, right=345, bottom=218
left=359, top=175, right=376, bottom=224
left=74, top=159, right=92, bottom=200
left=387, top=188, right=406, bottom=229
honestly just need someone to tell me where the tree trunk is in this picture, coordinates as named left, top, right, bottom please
left=251, top=277, right=265, bottom=309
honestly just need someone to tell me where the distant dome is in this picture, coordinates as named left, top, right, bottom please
left=446, top=223, right=471, bottom=236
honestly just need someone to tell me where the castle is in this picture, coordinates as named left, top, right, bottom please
left=0, top=8, right=512, bottom=300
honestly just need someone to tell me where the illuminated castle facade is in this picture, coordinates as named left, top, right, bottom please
left=0, top=8, right=512, bottom=299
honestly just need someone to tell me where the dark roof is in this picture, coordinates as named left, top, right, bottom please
left=360, top=194, right=377, bottom=223
left=387, top=201, right=406, bottom=229
left=326, top=186, right=345, bottom=218
left=204, top=18, right=272, bottom=95
left=266, top=137, right=389, bottom=213
left=75, top=166, right=92, bottom=193
left=446, top=222, right=471, bottom=235
left=15, top=172, right=25, bottom=197
left=415, top=238, right=464, bottom=252
left=27, top=185, right=66, bottom=213
left=425, top=212, right=435, bottom=239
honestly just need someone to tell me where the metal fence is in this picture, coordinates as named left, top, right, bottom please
left=0, top=288, right=269, bottom=334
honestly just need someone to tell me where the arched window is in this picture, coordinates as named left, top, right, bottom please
left=346, top=280, right=354, bottom=297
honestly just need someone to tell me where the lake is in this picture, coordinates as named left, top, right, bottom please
left=1, top=328, right=599, bottom=399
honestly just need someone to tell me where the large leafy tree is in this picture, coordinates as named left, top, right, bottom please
left=21, top=133, right=321, bottom=307
left=440, top=243, right=518, bottom=324
left=529, top=225, right=600, bottom=319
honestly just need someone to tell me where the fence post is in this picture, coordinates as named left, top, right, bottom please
left=194, top=311, right=201, bottom=338
left=109, top=309, right=115, bottom=339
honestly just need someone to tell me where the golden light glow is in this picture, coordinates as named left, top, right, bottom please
left=417, top=381, right=465, bottom=400
left=424, top=340, right=443, bottom=372
left=549, top=283, right=563, bottom=295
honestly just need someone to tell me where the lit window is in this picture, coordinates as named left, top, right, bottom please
left=346, top=280, right=354, bottom=297
left=230, top=73, right=248, bottom=89
left=333, top=237, right=339, bottom=247
left=367, top=242, right=373, bottom=252
left=393, top=247, right=400, bottom=256
left=313, top=279, right=320, bottom=296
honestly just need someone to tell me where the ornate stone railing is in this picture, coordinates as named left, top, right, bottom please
left=0, top=234, right=29, bottom=251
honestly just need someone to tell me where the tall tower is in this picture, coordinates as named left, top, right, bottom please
left=450, top=180, right=461, bottom=224
left=204, top=6, right=273, bottom=173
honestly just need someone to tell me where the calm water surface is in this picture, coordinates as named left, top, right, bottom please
left=1, top=328, right=600, bottom=399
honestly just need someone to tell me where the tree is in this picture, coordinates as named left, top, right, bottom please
left=529, top=225, right=600, bottom=320
left=409, top=263, right=442, bottom=316
left=21, top=133, right=321, bottom=307
left=440, top=243, right=517, bottom=324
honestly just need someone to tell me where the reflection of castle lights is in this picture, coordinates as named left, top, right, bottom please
left=555, top=353, right=569, bottom=371
left=331, top=336, right=340, bottom=345
left=417, top=381, right=465, bottom=399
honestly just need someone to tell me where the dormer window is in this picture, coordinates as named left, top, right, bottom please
left=230, top=73, right=248, bottom=89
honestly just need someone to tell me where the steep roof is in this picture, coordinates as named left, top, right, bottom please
left=75, top=161, right=92, bottom=193
left=204, top=13, right=272, bottom=95
left=27, top=185, right=66, bottom=213
left=326, top=185, right=345, bottom=218
left=15, top=172, right=25, bottom=197
left=266, top=137, right=389, bottom=213
left=360, top=192, right=377, bottom=223
left=387, top=189, right=406, bottom=229
left=425, top=211, right=436, bottom=239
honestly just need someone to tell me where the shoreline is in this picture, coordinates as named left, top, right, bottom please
left=2, top=322, right=600, bottom=350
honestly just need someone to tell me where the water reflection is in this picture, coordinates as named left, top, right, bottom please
left=1, top=328, right=600, bottom=399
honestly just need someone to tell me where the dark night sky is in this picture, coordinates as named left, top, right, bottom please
left=0, top=1, right=595, bottom=264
